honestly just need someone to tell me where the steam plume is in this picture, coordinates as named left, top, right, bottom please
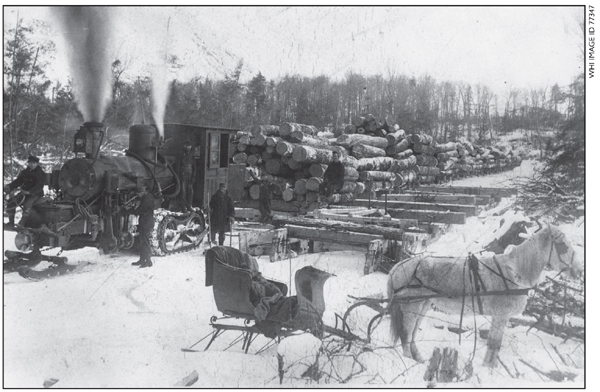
left=52, top=7, right=115, bottom=122
left=150, top=18, right=172, bottom=140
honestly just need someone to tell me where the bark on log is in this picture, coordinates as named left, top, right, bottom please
left=279, top=122, right=318, bottom=138
left=393, top=149, right=414, bottom=160
left=351, top=115, right=365, bottom=128
left=364, top=114, right=378, bottom=132
left=412, top=143, right=437, bottom=155
left=266, top=136, right=281, bottom=146
left=289, top=131, right=332, bottom=145
left=386, top=129, right=406, bottom=146
left=409, top=133, right=435, bottom=145
left=327, top=192, right=356, bottom=204
left=306, top=177, right=323, bottom=192
left=335, top=134, right=388, bottom=149
left=276, top=140, right=295, bottom=156
left=434, top=142, right=457, bottom=154
left=344, top=167, right=360, bottom=181
left=292, top=145, right=333, bottom=164
left=317, top=130, right=335, bottom=139
left=251, top=124, right=280, bottom=137
left=390, top=155, right=417, bottom=172
left=338, top=181, right=358, bottom=193
left=356, top=157, right=396, bottom=171
left=351, top=143, right=387, bottom=159
left=386, top=138, right=412, bottom=155
left=359, top=171, right=397, bottom=182
left=415, top=154, right=438, bottom=167
left=417, top=166, right=440, bottom=177
left=250, top=134, right=267, bottom=146
left=309, top=163, right=328, bottom=178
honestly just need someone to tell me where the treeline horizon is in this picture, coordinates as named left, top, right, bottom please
left=4, top=19, right=584, bottom=162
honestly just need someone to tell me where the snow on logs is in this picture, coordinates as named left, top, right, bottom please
left=233, top=119, right=522, bottom=210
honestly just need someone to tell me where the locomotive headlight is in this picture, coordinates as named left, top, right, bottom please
left=75, top=137, right=85, bottom=147
left=15, top=232, right=33, bottom=252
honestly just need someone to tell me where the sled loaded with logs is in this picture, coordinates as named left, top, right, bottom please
left=182, top=246, right=363, bottom=354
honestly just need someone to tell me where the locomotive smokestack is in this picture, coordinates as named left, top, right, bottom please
left=52, top=7, right=115, bottom=122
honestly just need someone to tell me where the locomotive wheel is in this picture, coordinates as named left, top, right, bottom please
left=157, top=212, right=206, bottom=255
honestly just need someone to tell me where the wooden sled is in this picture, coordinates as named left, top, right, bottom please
left=183, top=246, right=361, bottom=354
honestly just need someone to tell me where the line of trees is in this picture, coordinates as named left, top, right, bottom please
left=4, top=19, right=584, bottom=174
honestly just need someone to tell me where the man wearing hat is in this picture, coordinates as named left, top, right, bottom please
left=209, top=183, right=235, bottom=245
left=175, top=141, right=196, bottom=212
left=126, top=184, right=156, bottom=268
left=4, top=155, right=45, bottom=227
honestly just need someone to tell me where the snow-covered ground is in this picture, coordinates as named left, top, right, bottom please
left=3, top=161, right=585, bottom=388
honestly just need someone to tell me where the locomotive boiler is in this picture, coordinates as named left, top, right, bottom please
left=5, top=122, right=239, bottom=267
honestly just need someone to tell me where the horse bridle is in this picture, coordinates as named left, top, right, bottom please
left=547, top=230, right=575, bottom=277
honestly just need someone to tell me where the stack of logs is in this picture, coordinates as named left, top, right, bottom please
left=232, top=118, right=523, bottom=209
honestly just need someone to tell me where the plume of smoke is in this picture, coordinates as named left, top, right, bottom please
left=151, top=59, right=170, bottom=140
left=52, top=7, right=115, bottom=123
left=150, top=18, right=172, bottom=140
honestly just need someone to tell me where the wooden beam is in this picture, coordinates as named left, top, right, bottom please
left=348, top=199, right=479, bottom=216
left=384, top=193, right=477, bottom=205
left=272, top=214, right=404, bottom=241
left=404, top=190, right=491, bottom=205
left=313, top=210, right=420, bottom=230
left=387, top=208, right=466, bottom=224
left=416, top=185, right=517, bottom=198
left=285, top=225, right=382, bottom=246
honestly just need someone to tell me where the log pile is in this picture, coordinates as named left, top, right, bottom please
left=232, top=119, right=524, bottom=208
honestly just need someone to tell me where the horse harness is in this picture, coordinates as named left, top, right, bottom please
left=392, top=255, right=532, bottom=311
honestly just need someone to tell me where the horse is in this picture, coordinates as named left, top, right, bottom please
left=387, top=223, right=582, bottom=368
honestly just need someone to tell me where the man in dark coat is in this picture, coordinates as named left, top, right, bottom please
left=128, top=184, right=156, bottom=268
left=320, top=151, right=345, bottom=197
left=175, top=141, right=197, bottom=212
left=4, top=155, right=45, bottom=227
left=209, top=183, right=235, bottom=245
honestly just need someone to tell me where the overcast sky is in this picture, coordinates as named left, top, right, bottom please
left=4, top=5, right=585, bottom=99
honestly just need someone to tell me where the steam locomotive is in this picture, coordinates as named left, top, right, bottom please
left=5, top=122, right=239, bottom=266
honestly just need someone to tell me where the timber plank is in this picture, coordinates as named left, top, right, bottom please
left=416, top=185, right=517, bottom=198
left=285, top=225, right=382, bottom=246
left=387, top=208, right=466, bottom=224
left=349, top=199, right=479, bottom=216
left=272, top=214, right=404, bottom=241
left=404, top=190, right=491, bottom=205
left=384, top=193, right=477, bottom=205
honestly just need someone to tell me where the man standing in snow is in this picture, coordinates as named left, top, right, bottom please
left=320, top=151, right=345, bottom=197
left=127, top=184, right=156, bottom=268
left=175, top=141, right=196, bottom=212
left=4, top=155, right=45, bottom=228
left=209, top=183, right=235, bottom=245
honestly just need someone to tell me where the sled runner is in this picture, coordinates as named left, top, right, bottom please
left=183, top=246, right=362, bottom=354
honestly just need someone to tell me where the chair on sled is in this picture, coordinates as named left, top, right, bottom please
left=197, top=246, right=333, bottom=354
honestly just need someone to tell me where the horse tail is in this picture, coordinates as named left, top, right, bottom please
left=387, top=276, right=403, bottom=344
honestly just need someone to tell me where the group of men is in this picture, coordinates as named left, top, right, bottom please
left=3, top=143, right=345, bottom=269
